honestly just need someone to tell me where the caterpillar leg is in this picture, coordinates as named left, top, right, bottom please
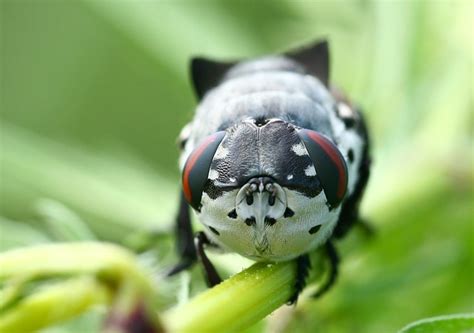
left=312, top=241, right=339, bottom=298
left=167, top=192, right=196, bottom=276
left=195, top=231, right=222, bottom=287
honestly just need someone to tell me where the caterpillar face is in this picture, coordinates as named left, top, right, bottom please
left=177, top=40, right=370, bottom=264
left=182, top=118, right=348, bottom=261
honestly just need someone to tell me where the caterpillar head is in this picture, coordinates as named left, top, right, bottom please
left=182, top=119, right=347, bottom=261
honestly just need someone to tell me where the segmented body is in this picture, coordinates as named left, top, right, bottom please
left=179, top=55, right=369, bottom=262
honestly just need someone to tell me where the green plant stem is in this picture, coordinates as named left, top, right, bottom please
left=164, top=260, right=300, bottom=333
left=0, top=242, right=161, bottom=332
left=0, top=276, right=109, bottom=333
left=163, top=250, right=324, bottom=332
left=0, top=242, right=151, bottom=289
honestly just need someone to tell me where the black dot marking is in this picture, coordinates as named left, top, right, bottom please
left=265, top=217, right=277, bottom=226
left=245, top=217, right=256, bottom=226
left=342, top=117, right=356, bottom=128
left=348, top=149, right=354, bottom=163
left=209, top=226, right=220, bottom=235
left=284, top=208, right=294, bottom=218
left=309, top=225, right=322, bottom=234
left=334, top=104, right=356, bottom=128
left=179, top=138, right=187, bottom=150
left=227, top=209, right=237, bottom=219
left=268, top=195, right=276, bottom=206
left=246, top=195, right=254, bottom=205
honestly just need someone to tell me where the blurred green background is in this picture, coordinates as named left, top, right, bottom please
left=1, top=1, right=473, bottom=332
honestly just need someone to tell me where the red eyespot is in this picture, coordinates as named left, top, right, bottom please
left=297, top=129, right=348, bottom=208
left=182, top=131, right=226, bottom=210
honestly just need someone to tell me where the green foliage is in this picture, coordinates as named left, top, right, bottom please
left=0, top=0, right=472, bottom=332
left=0, top=243, right=161, bottom=332
left=399, top=314, right=474, bottom=333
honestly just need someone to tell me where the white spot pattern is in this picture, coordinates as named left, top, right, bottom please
left=209, top=169, right=219, bottom=180
left=337, top=102, right=353, bottom=118
left=291, top=143, right=306, bottom=156
left=304, top=165, right=316, bottom=176
left=214, top=147, right=229, bottom=159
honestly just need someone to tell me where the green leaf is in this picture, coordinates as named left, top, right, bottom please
left=0, top=217, right=50, bottom=251
left=35, top=199, right=96, bottom=241
left=0, top=242, right=162, bottom=333
left=399, top=313, right=474, bottom=333
left=0, top=124, right=176, bottom=242
left=0, top=276, right=109, bottom=333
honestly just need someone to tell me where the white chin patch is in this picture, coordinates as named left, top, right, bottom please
left=199, top=185, right=340, bottom=262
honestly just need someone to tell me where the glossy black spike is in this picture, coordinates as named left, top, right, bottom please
left=191, top=58, right=236, bottom=99
left=286, top=40, right=330, bottom=87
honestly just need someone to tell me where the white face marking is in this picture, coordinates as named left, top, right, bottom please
left=199, top=187, right=340, bottom=262
left=287, top=174, right=294, bottom=180
left=304, top=165, right=316, bottom=176
left=214, top=147, right=229, bottom=159
left=208, top=169, right=219, bottom=180
left=337, top=102, right=353, bottom=118
left=291, top=143, right=307, bottom=156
